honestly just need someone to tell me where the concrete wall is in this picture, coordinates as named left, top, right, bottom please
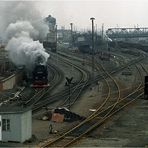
left=21, top=110, right=32, bottom=142
left=2, top=114, right=21, bottom=142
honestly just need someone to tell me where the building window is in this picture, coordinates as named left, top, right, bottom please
left=2, top=119, right=10, bottom=131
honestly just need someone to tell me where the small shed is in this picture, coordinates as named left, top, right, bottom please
left=0, top=105, right=32, bottom=143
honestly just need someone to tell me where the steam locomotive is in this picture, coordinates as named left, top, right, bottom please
left=31, top=64, right=49, bottom=88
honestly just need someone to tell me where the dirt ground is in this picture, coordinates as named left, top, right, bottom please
left=31, top=67, right=148, bottom=147
left=31, top=84, right=102, bottom=145
left=75, top=99, right=148, bottom=147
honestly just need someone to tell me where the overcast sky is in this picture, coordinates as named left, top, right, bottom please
left=1, top=0, right=148, bottom=30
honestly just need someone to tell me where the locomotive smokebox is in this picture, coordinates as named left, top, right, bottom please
left=35, top=55, right=45, bottom=65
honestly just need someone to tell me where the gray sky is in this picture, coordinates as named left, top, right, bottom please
left=34, top=0, right=148, bottom=30
left=1, top=0, right=148, bottom=30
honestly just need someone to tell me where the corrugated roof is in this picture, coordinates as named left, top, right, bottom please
left=0, top=104, right=31, bottom=114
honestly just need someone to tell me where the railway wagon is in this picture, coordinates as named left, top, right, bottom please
left=43, top=41, right=57, bottom=52
left=98, top=51, right=111, bottom=61
left=31, top=64, right=49, bottom=88
left=78, top=44, right=91, bottom=53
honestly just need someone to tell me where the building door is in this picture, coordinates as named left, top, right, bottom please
left=0, top=115, right=2, bottom=140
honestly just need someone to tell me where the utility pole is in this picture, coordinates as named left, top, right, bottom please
left=70, top=23, right=73, bottom=48
left=95, top=24, right=98, bottom=45
left=90, top=17, right=95, bottom=84
left=55, top=25, right=58, bottom=51
left=55, top=25, right=58, bottom=64
left=102, top=23, right=104, bottom=40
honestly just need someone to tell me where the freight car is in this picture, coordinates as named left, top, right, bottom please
left=109, top=41, right=148, bottom=52
left=76, top=36, right=91, bottom=53
left=98, top=51, right=111, bottom=61
left=31, top=64, right=49, bottom=88
left=78, top=44, right=91, bottom=53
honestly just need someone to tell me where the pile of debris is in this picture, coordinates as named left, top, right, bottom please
left=42, top=107, right=85, bottom=122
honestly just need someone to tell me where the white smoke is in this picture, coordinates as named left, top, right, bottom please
left=5, top=34, right=49, bottom=70
left=5, top=20, right=39, bottom=40
left=0, top=1, right=50, bottom=70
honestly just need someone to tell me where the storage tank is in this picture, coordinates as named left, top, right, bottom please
left=45, top=15, right=56, bottom=30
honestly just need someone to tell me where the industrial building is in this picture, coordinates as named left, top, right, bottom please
left=0, top=105, right=32, bottom=143
left=0, top=48, right=24, bottom=91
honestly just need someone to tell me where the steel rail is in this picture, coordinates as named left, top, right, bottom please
left=39, top=61, right=144, bottom=147
left=39, top=57, right=122, bottom=147
left=57, top=58, right=88, bottom=107
left=24, top=63, right=64, bottom=107
left=62, top=63, right=144, bottom=147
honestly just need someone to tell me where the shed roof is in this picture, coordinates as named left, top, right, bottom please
left=0, top=104, right=31, bottom=114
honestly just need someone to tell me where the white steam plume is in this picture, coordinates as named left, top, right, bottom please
left=0, top=1, right=50, bottom=70
left=5, top=34, right=49, bottom=70
left=5, top=20, right=39, bottom=40
left=0, top=1, right=49, bottom=41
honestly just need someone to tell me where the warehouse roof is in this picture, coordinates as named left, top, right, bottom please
left=0, top=104, right=31, bottom=114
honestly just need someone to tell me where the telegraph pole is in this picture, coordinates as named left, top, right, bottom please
left=70, top=23, right=73, bottom=48
left=55, top=25, right=58, bottom=64
left=102, top=23, right=104, bottom=40
left=55, top=25, right=58, bottom=49
left=90, top=17, right=95, bottom=83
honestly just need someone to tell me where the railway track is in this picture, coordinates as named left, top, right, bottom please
left=55, top=53, right=90, bottom=108
left=22, top=63, right=64, bottom=107
left=28, top=47, right=144, bottom=113
left=32, top=53, right=91, bottom=113
left=38, top=55, right=146, bottom=147
left=32, top=51, right=145, bottom=114
left=58, top=49, right=144, bottom=84
left=0, top=87, right=25, bottom=106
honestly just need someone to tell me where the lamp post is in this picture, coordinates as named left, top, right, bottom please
left=55, top=25, right=58, bottom=64
left=90, top=17, right=95, bottom=83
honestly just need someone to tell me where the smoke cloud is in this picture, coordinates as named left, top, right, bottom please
left=0, top=1, right=50, bottom=70
left=5, top=34, right=49, bottom=70
left=5, top=20, right=39, bottom=40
